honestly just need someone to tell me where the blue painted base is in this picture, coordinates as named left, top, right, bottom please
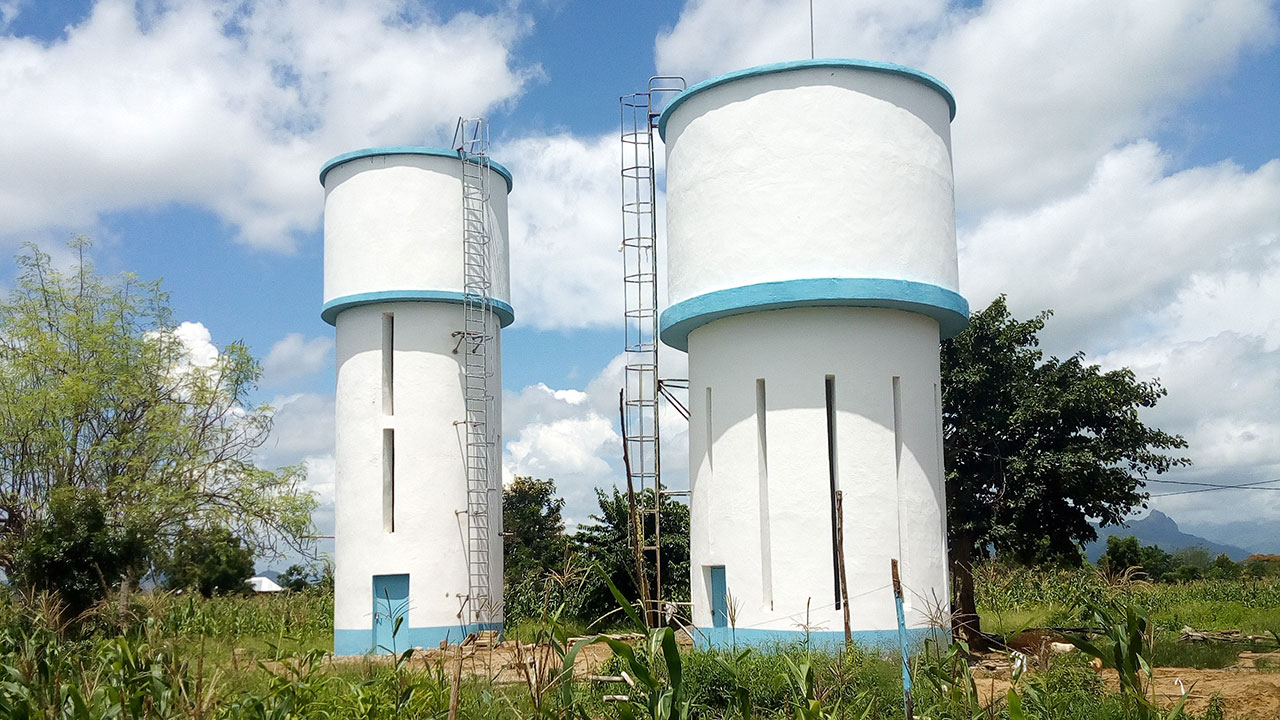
left=334, top=622, right=504, bottom=655
left=694, top=626, right=940, bottom=653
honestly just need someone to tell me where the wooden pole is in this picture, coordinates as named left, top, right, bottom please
left=835, top=491, right=851, bottom=646
left=619, top=390, right=652, bottom=627
left=892, top=559, right=914, bottom=719
left=448, top=644, right=463, bottom=720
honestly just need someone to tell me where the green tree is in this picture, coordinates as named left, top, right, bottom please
left=502, top=476, right=567, bottom=581
left=1100, top=536, right=1142, bottom=573
left=1173, top=546, right=1212, bottom=573
left=0, top=240, right=316, bottom=577
left=1137, top=543, right=1180, bottom=582
left=1099, top=536, right=1181, bottom=581
left=163, top=526, right=255, bottom=597
left=10, top=486, right=148, bottom=618
left=1207, top=553, right=1241, bottom=580
left=1243, top=554, right=1280, bottom=578
left=573, top=487, right=690, bottom=621
left=943, top=296, right=1189, bottom=642
left=277, top=564, right=314, bottom=591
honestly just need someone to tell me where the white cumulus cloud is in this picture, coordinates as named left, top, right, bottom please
left=0, top=0, right=537, bottom=250
left=263, top=333, right=333, bottom=385
left=171, top=320, right=220, bottom=367
left=501, top=132, right=627, bottom=330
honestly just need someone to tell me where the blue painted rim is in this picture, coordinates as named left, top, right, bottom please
left=322, top=290, right=515, bottom=327
left=659, top=277, right=968, bottom=351
left=695, top=626, right=939, bottom=652
left=657, top=58, right=956, bottom=140
left=320, top=146, right=514, bottom=191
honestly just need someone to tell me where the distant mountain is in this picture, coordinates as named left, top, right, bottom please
left=1178, top=519, right=1280, bottom=556
left=1085, top=510, right=1252, bottom=562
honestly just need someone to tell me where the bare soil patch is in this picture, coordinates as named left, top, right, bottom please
left=974, top=657, right=1280, bottom=719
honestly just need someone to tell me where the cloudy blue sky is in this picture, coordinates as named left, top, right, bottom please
left=2, top=0, right=1278, bottom=563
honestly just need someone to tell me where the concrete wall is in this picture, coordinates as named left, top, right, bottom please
left=323, top=149, right=508, bottom=654
left=322, top=151, right=512, bottom=315
left=687, top=307, right=948, bottom=645
left=661, top=63, right=957, bottom=310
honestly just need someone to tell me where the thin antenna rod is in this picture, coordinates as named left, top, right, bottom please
left=809, top=0, right=815, bottom=59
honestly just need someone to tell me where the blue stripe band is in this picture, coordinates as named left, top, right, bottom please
left=322, top=290, right=515, bottom=327
left=320, top=146, right=514, bottom=191
left=659, top=277, right=968, bottom=351
left=335, top=623, right=503, bottom=655
left=695, top=626, right=939, bottom=652
left=657, top=58, right=956, bottom=141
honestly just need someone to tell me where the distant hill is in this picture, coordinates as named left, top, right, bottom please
left=1086, top=510, right=1252, bottom=562
left=1178, top=519, right=1280, bottom=556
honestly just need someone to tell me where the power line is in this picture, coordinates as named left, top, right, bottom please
left=1146, top=477, right=1280, bottom=489
left=1150, top=478, right=1280, bottom=498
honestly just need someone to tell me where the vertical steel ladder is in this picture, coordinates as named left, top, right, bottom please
left=455, top=117, right=496, bottom=627
left=620, top=76, right=684, bottom=623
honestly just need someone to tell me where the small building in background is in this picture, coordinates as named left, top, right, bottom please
left=248, top=576, right=283, bottom=593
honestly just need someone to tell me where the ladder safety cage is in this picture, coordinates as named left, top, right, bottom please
left=620, top=76, right=685, bottom=625
left=453, top=116, right=499, bottom=626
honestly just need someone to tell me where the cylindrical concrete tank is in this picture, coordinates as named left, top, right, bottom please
left=321, top=147, right=513, bottom=655
left=658, top=59, right=967, bottom=648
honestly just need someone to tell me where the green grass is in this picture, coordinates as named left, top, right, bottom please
left=0, top=569, right=1276, bottom=718
left=1147, top=637, right=1264, bottom=669
left=976, top=562, right=1280, bottom=636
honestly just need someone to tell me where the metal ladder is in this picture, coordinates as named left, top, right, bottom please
left=454, top=117, right=496, bottom=626
left=620, top=77, right=685, bottom=625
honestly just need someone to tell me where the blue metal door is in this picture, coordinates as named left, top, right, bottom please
left=372, top=574, right=409, bottom=653
left=710, top=566, right=727, bottom=628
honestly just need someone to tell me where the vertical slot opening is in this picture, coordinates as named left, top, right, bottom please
left=934, top=382, right=945, bottom=485
left=824, top=375, right=841, bottom=608
left=381, top=313, right=394, bottom=415
left=893, top=376, right=904, bottom=563
left=705, top=386, right=713, bottom=472
left=756, top=379, right=772, bottom=610
left=382, top=428, right=395, bottom=532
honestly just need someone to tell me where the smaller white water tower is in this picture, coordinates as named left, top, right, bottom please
left=322, top=144, right=513, bottom=654
left=658, top=59, right=967, bottom=648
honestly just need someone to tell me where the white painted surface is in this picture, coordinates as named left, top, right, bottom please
left=325, top=151, right=508, bottom=641
left=687, top=307, right=948, bottom=634
left=662, top=66, right=956, bottom=307
left=332, top=302, right=504, bottom=632
left=322, top=153, right=511, bottom=306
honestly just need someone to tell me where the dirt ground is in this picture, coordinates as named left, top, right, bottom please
left=297, top=635, right=1280, bottom=718
left=312, top=633, right=634, bottom=685
left=974, top=652, right=1280, bottom=719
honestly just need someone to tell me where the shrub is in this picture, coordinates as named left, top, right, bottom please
left=10, top=486, right=148, bottom=618
left=161, top=526, right=255, bottom=598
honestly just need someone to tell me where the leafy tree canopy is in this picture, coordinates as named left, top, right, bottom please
left=11, top=486, right=148, bottom=617
left=0, top=240, right=316, bottom=583
left=502, top=476, right=567, bottom=582
left=162, top=525, right=255, bottom=598
left=942, top=296, right=1190, bottom=639
left=573, top=487, right=690, bottom=620
left=277, top=564, right=316, bottom=592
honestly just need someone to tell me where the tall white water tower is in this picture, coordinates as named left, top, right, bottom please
left=321, top=142, right=513, bottom=654
left=658, top=59, right=967, bottom=647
